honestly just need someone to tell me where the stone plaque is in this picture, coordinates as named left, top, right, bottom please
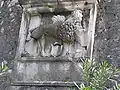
left=16, top=0, right=97, bottom=59
left=11, top=1, right=98, bottom=89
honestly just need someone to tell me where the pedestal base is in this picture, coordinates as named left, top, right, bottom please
left=11, top=57, right=82, bottom=90
left=10, top=81, right=80, bottom=90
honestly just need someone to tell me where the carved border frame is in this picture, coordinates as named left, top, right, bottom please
left=16, top=1, right=98, bottom=59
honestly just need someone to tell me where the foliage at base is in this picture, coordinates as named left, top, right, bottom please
left=74, top=59, right=120, bottom=90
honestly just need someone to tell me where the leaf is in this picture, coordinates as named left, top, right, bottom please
left=1, top=64, right=8, bottom=72
left=80, top=83, right=85, bottom=89
left=116, top=84, right=120, bottom=89
left=82, top=87, right=91, bottom=90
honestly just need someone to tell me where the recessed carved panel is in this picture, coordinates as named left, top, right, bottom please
left=17, top=0, right=97, bottom=59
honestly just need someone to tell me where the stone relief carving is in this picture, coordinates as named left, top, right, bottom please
left=16, top=0, right=98, bottom=60
left=20, top=9, right=89, bottom=58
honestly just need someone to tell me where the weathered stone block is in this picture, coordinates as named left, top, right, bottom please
left=12, top=57, right=82, bottom=82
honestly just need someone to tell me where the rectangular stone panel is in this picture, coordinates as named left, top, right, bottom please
left=12, top=57, right=82, bottom=82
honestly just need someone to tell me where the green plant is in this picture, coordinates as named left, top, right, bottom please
left=0, top=61, right=9, bottom=76
left=73, top=82, right=95, bottom=90
left=80, top=59, right=119, bottom=90
left=116, top=84, right=120, bottom=90
left=0, top=61, right=8, bottom=73
left=1, top=63, right=8, bottom=72
left=79, top=83, right=91, bottom=90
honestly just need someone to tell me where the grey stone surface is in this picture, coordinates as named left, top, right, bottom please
left=12, top=57, right=82, bottom=82
left=19, top=0, right=96, bottom=5
left=0, top=0, right=22, bottom=64
left=11, top=86, right=79, bottom=90
left=0, top=73, right=11, bottom=90
left=1, top=0, right=120, bottom=89
left=2, top=0, right=120, bottom=69
left=10, top=80, right=80, bottom=90
left=94, top=0, right=120, bottom=67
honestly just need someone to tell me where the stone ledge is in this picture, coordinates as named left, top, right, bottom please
left=20, top=0, right=97, bottom=14
left=11, top=81, right=81, bottom=87
left=25, top=4, right=93, bottom=14
left=15, top=57, right=82, bottom=62
left=19, top=0, right=98, bottom=5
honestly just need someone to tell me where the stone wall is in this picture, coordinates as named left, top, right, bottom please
left=94, top=0, right=120, bottom=66
left=0, top=0, right=22, bottom=65
left=0, top=0, right=120, bottom=89
left=0, top=0, right=120, bottom=69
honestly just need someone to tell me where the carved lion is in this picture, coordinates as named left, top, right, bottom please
left=30, top=9, right=85, bottom=57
